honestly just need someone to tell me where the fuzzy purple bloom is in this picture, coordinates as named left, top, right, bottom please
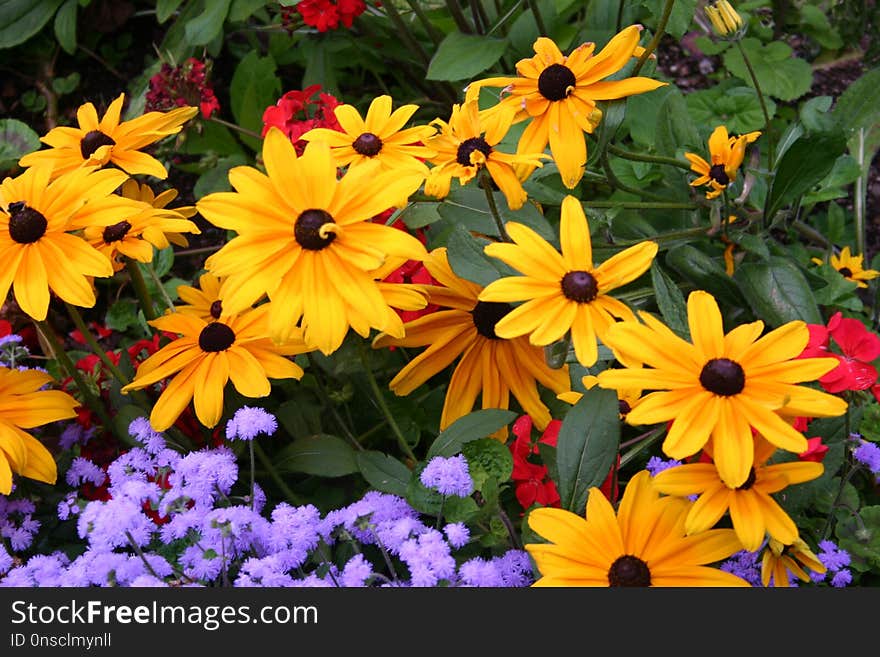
left=443, top=522, right=469, bottom=549
left=719, top=549, right=762, bottom=587
left=645, top=456, right=683, bottom=476
left=226, top=406, right=278, bottom=441
left=128, top=417, right=167, bottom=454
left=830, top=569, right=853, bottom=587
left=340, top=553, right=374, bottom=587
left=854, top=441, right=880, bottom=473
left=419, top=455, right=474, bottom=497
left=65, top=457, right=107, bottom=488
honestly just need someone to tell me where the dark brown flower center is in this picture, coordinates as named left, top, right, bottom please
left=537, top=63, right=576, bottom=101
left=352, top=132, right=383, bottom=157
left=736, top=468, right=757, bottom=490
left=456, top=137, right=492, bottom=167
left=471, top=301, right=512, bottom=340
left=198, top=322, right=235, bottom=352
left=699, top=358, right=745, bottom=396
left=102, top=220, right=132, bottom=243
left=294, top=209, right=337, bottom=250
left=618, top=399, right=631, bottom=416
left=80, top=130, right=116, bottom=160
left=209, top=300, right=223, bottom=320
left=7, top=201, right=48, bottom=244
left=839, top=267, right=853, bottom=278
left=608, top=555, right=651, bottom=587
left=561, top=270, right=599, bottom=303
left=709, top=164, right=730, bottom=186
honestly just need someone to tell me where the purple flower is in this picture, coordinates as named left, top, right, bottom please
left=645, top=456, right=683, bottom=476
left=58, top=423, right=96, bottom=450
left=719, top=549, right=761, bottom=587
left=853, top=441, right=880, bottom=473
left=0, top=544, right=12, bottom=575
left=398, top=529, right=456, bottom=586
left=65, top=457, right=107, bottom=488
left=456, top=550, right=534, bottom=587
left=340, top=554, right=374, bottom=587
left=817, top=540, right=851, bottom=573
left=77, top=497, right=154, bottom=552
left=128, top=417, right=167, bottom=454
left=419, top=455, right=474, bottom=497
left=443, top=522, right=470, bottom=549
left=830, top=569, right=853, bottom=587
left=226, top=406, right=278, bottom=441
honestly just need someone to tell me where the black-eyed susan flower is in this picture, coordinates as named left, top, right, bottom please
left=300, top=94, right=435, bottom=175
left=372, top=247, right=571, bottom=436
left=119, top=178, right=198, bottom=248
left=175, top=272, right=228, bottom=322
left=811, top=246, right=880, bottom=289
left=685, top=125, right=761, bottom=199
left=423, top=100, right=546, bottom=211
left=479, top=195, right=657, bottom=366
left=197, top=128, right=427, bottom=355
left=121, top=306, right=312, bottom=431
left=652, top=436, right=823, bottom=552
left=525, top=469, right=750, bottom=586
left=19, top=92, right=197, bottom=179
left=466, top=26, right=666, bottom=189
left=0, top=165, right=134, bottom=321
left=760, top=535, right=826, bottom=587
left=596, top=290, right=847, bottom=488
left=0, top=366, right=79, bottom=494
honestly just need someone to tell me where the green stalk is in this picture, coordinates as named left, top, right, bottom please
left=64, top=302, right=130, bottom=387
left=125, top=259, right=158, bottom=322
left=632, top=0, right=674, bottom=76
left=480, top=168, right=511, bottom=242
left=405, top=0, right=444, bottom=46
left=734, top=39, right=774, bottom=167
left=581, top=200, right=699, bottom=210
left=606, top=143, right=691, bottom=171
left=253, top=440, right=305, bottom=506
left=526, top=0, right=548, bottom=35
left=383, top=0, right=430, bottom=66
left=600, top=149, right=672, bottom=202
left=359, top=345, right=417, bottom=465
left=444, top=0, right=474, bottom=33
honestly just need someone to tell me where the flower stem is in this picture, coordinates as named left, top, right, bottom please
left=734, top=39, right=774, bottom=166
left=64, top=302, right=130, bottom=387
left=480, top=168, right=511, bottom=242
left=208, top=115, right=263, bottom=140
left=125, top=259, right=158, bottom=322
left=605, top=143, right=692, bottom=171
left=405, top=0, right=444, bottom=45
left=249, top=440, right=256, bottom=512
left=444, top=0, right=474, bottom=33
left=359, top=345, right=418, bottom=465
left=632, top=0, right=674, bottom=76
left=526, top=0, right=548, bottom=35
left=600, top=149, right=672, bottom=202
left=383, top=0, right=430, bottom=65
left=144, top=259, right=176, bottom=314
left=581, top=200, right=699, bottom=210
left=253, top=440, right=305, bottom=506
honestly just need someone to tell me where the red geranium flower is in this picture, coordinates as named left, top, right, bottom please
left=261, top=85, right=343, bottom=155
left=798, top=437, right=829, bottom=463
left=146, top=57, right=220, bottom=119
left=510, top=415, right=561, bottom=510
left=296, top=0, right=366, bottom=32
left=800, top=312, right=880, bottom=393
left=0, top=320, right=11, bottom=336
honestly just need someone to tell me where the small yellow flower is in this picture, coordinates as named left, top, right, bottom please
left=119, top=179, right=198, bottom=248
left=760, top=536, right=827, bottom=587
left=705, top=0, right=744, bottom=37
left=811, top=246, right=880, bottom=289
left=685, top=126, right=760, bottom=199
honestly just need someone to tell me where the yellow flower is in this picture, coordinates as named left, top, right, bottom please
left=372, top=247, right=571, bottom=435
left=651, top=436, right=823, bottom=552
left=558, top=375, right=641, bottom=418
left=466, top=26, right=667, bottom=188
left=526, top=469, right=749, bottom=586
left=761, top=536, right=826, bottom=587
left=705, top=0, right=744, bottom=37
left=19, top=92, right=197, bottom=179
left=197, top=128, right=427, bottom=355
left=685, top=125, right=760, bottom=199
left=300, top=95, right=435, bottom=176
left=119, top=179, right=198, bottom=248
left=811, top=246, right=880, bottom=289
left=175, top=272, right=228, bottom=322
left=479, top=195, right=657, bottom=366
left=121, top=307, right=312, bottom=431
left=0, top=366, right=79, bottom=494
left=596, top=290, right=847, bottom=488
left=0, top=165, right=134, bottom=321
left=423, top=100, right=546, bottom=211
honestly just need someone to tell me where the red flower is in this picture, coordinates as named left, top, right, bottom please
left=800, top=312, right=880, bottom=393
left=798, top=437, right=829, bottom=463
left=261, top=85, right=343, bottom=155
left=296, top=0, right=366, bottom=32
left=0, top=320, right=11, bottom=336
left=70, top=321, right=112, bottom=346
left=146, top=57, right=220, bottom=119
left=510, top=415, right=561, bottom=510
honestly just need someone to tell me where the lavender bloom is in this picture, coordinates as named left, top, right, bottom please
left=162, top=447, right=238, bottom=513
left=0, top=497, right=39, bottom=552
left=57, top=492, right=80, bottom=521
left=456, top=551, right=534, bottom=587
left=77, top=497, right=154, bottom=552
left=645, top=456, right=684, bottom=476
left=0, top=544, right=12, bottom=575
left=129, top=575, right=170, bottom=587
left=719, top=549, right=762, bottom=587
left=58, top=423, right=96, bottom=450
left=853, top=441, right=880, bottom=473
left=235, top=556, right=296, bottom=587
left=340, top=554, right=374, bottom=587
left=267, top=503, right=322, bottom=567
left=319, top=491, right=419, bottom=545
left=65, top=457, right=107, bottom=488
left=226, top=406, right=278, bottom=441
left=0, top=334, right=23, bottom=349
left=420, top=455, right=474, bottom=497
left=495, top=550, right=534, bottom=587
left=0, top=553, right=70, bottom=587
left=398, top=529, right=456, bottom=586
left=817, top=540, right=851, bottom=572
left=128, top=417, right=167, bottom=455
left=831, top=569, right=853, bottom=587
left=443, top=522, right=470, bottom=549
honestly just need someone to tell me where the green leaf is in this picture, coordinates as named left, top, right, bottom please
left=399, top=202, right=442, bottom=230
left=723, top=37, right=813, bottom=102
left=356, top=450, right=411, bottom=496
left=156, top=0, right=185, bottom=23
left=426, top=409, right=517, bottom=460
left=733, top=256, right=822, bottom=327
left=654, top=87, right=701, bottom=155
left=0, top=0, right=64, bottom=49
left=591, top=99, right=627, bottom=166
left=184, top=0, right=231, bottom=45
left=229, top=0, right=269, bottom=22
left=426, top=30, right=508, bottom=81
left=446, top=223, right=503, bottom=288
left=831, top=67, right=880, bottom=136
left=193, top=153, right=249, bottom=199
left=152, top=246, right=175, bottom=278
left=650, top=262, right=690, bottom=339
left=0, top=119, right=41, bottom=171
left=275, top=434, right=359, bottom=477
left=303, top=39, right=338, bottom=98
left=686, top=81, right=776, bottom=135
left=555, top=387, right=620, bottom=514
left=665, top=244, right=745, bottom=307
left=799, top=5, right=843, bottom=50
left=53, top=0, right=77, bottom=54
left=765, top=131, right=848, bottom=220
left=104, top=299, right=139, bottom=332
left=229, top=51, right=280, bottom=151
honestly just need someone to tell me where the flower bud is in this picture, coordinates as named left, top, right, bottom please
left=705, top=0, right=744, bottom=37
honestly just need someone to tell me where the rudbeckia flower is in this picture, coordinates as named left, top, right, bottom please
left=300, top=94, right=435, bottom=176
left=596, top=290, right=847, bottom=488
left=197, top=128, right=427, bottom=355
left=121, top=307, right=312, bottom=431
left=423, top=100, right=546, bottom=211
left=466, top=25, right=666, bottom=188
left=760, top=535, right=826, bottom=588
left=811, top=245, right=880, bottom=289
left=0, top=366, right=79, bottom=494
left=478, top=195, right=657, bottom=366
left=175, top=272, right=228, bottom=322
left=119, top=179, right=198, bottom=248
left=685, top=125, right=761, bottom=199
left=652, top=436, right=823, bottom=552
left=372, top=247, right=571, bottom=435
left=525, top=469, right=749, bottom=586
left=19, top=92, right=197, bottom=179
left=0, top=165, right=134, bottom=321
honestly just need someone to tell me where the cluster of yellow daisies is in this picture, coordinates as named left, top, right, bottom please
left=0, top=24, right=864, bottom=586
